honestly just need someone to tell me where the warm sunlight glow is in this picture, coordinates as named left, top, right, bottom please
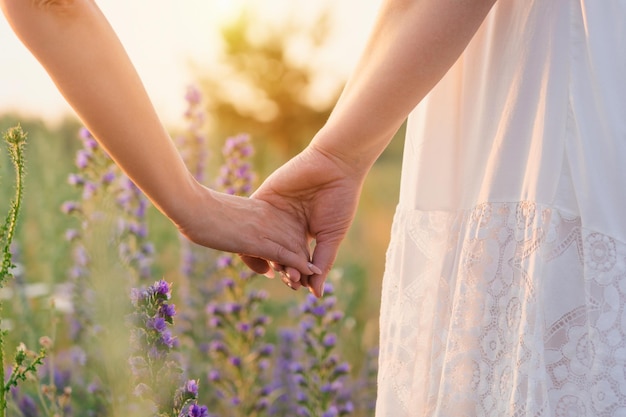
left=0, top=0, right=380, bottom=127
left=215, top=0, right=244, bottom=20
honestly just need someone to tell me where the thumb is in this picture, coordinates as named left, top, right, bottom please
left=239, top=255, right=271, bottom=275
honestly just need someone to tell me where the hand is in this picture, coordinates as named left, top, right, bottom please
left=174, top=183, right=320, bottom=279
left=241, top=144, right=364, bottom=297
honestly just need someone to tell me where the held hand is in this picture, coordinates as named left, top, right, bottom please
left=241, top=144, right=365, bottom=297
left=174, top=183, right=320, bottom=279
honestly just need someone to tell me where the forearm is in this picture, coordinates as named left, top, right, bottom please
left=313, top=0, right=496, bottom=175
left=1, top=0, right=197, bottom=223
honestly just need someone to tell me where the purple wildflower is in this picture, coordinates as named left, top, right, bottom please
left=229, top=356, right=242, bottom=368
left=208, top=369, right=220, bottom=382
left=327, top=310, right=345, bottom=324
left=216, top=255, right=233, bottom=269
left=258, top=344, right=274, bottom=357
left=323, top=333, right=337, bottom=348
left=158, top=330, right=176, bottom=349
left=101, top=170, right=116, bottom=185
left=258, top=359, right=270, bottom=371
left=214, top=134, right=256, bottom=196
left=208, top=316, right=222, bottom=328
left=185, top=379, right=199, bottom=397
left=236, top=322, right=251, bottom=333
left=81, top=181, right=98, bottom=200
left=75, top=149, right=91, bottom=169
left=185, top=85, right=202, bottom=105
left=60, top=201, right=80, bottom=215
left=208, top=340, right=227, bottom=354
left=333, top=362, right=350, bottom=376
left=147, top=317, right=167, bottom=332
left=206, top=303, right=221, bottom=316
left=297, top=406, right=312, bottom=417
left=159, top=303, right=176, bottom=319
left=187, top=404, right=209, bottom=417
left=17, top=394, right=39, bottom=417
left=153, top=280, right=171, bottom=297
left=322, top=406, right=339, bottom=417
left=67, top=173, right=84, bottom=186
left=65, top=229, right=80, bottom=242
left=130, top=288, right=149, bottom=305
left=78, top=127, right=98, bottom=149
left=256, top=397, right=270, bottom=411
left=223, top=302, right=242, bottom=315
left=253, top=326, right=266, bottom=338
left=87, top=381, right=100, bottom=394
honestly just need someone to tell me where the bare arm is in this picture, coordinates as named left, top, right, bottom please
left=1, top=0, right=195, bottom=220
left=1, top=0, right=319, bottom=276
left=313, top=0, right=497, bottom=174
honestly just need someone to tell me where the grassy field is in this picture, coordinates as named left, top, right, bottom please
left=0, top=113, right=405, bottom=416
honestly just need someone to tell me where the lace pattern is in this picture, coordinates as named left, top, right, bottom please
left=377, top=202, right=626, bottom=416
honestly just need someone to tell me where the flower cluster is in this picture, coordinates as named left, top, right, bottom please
left=129, top=279, right=209, bottom=416
left=0, top=89, right=380, bottom=416
left=215, top=134, right=255, bottom=196
left=176, top=85, right=209, bottom=183
left=61, top=127, right=121, bottom=341
left=116, top=176, right=154, bottom=282
left=287, top=283, right=354, bottom=416
left=176, top=85, right=215, bottom=310
left=203, top=273, right=274, bottom=416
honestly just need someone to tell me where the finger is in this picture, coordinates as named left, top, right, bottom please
left=284, top=266, right=301, bottom=283
left=269, top=263, right=302, bottom=283
left=240, top=255, right=271, bottom=276
left=300, top=274, right=310, bottom=289
left=308, top=238, right=341, bottom=298
left=258, top=242, right=321, bottom=278
left=307, top=274, right=326, bottom=298
left=280, top=271, right=301, bottom=291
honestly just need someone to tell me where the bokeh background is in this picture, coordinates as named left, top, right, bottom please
left=0, top=0, right=405, bottom=361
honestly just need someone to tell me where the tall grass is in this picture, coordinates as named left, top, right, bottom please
left=0, top=85, right=399, bottom=415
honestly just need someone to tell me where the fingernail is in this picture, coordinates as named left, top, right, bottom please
left=307, top=262, right=323, bottom=275
left=314, top=282, right=324, bottom=298
left=264, top=269, right=275, bottom=279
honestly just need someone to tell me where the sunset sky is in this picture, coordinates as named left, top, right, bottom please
left=0, top=0, right=379, bottom=128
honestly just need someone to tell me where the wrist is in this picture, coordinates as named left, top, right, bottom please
left=156, top=171, right=211, bottom=231
left=309, top=125, right=383, bottom=181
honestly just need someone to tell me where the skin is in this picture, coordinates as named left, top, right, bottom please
left=242, top=0, right=498, bottom=297
left=1, top=0, right=322, bottom=278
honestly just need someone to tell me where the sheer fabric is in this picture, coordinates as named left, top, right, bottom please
left=376, top=0, right=626, bottom=416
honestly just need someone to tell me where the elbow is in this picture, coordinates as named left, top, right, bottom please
left=32, top=0, right=78, bottom=10
left=2, top=0, right=83, bottom=37
left=2, top=0, right=80, bottom=19
left=1, top=0, right=84, bottom=53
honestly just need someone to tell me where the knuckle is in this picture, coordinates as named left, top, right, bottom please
left=273, top=244, right=289, bottom=264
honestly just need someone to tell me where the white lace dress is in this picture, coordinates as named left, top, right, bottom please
left=376, top=1, right=626, bottom=416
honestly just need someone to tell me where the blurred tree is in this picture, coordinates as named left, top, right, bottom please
left=197, top=7, right=341, bottom=171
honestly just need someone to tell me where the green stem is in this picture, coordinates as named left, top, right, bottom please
left=1, top=125, right=26, bottom=281
left=0, top=333, right=4, bottom=417
left=0, top=125, right=27, bottom=417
